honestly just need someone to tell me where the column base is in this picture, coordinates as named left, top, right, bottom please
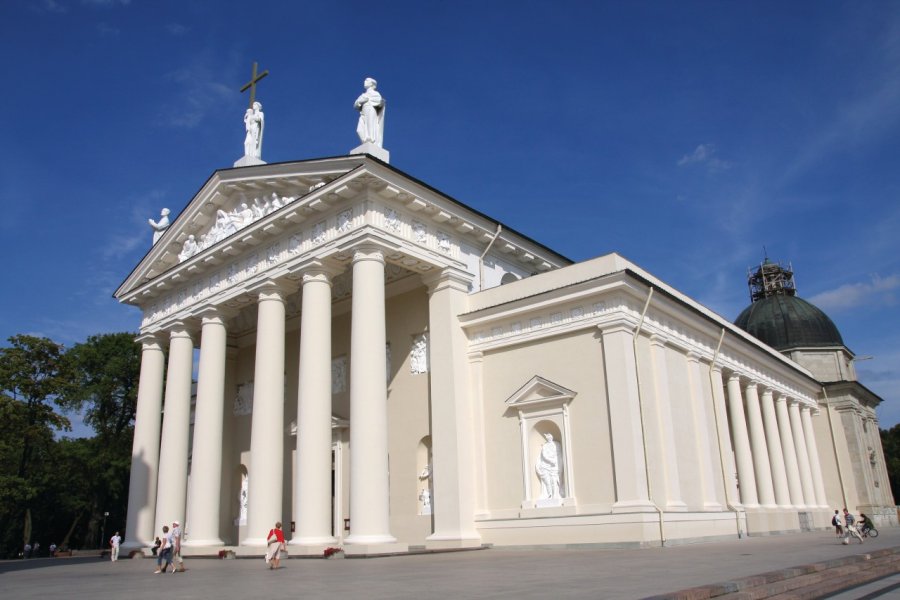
left=239, top=536, right=269, bottom=548
left=183, top=537, right=224, bottom=548
left=343, top=542, right=408, bottom=557
left=665, top=501, right=689, bottom=512
left=424, top=537, right=482, bottom=551
left=285, top=543, right=337, bottom=557
left=288, top=536, right=338, bottom=547
left=344, top=533, right=397, bottom=545
left=611, top=500, right=659, bottom=513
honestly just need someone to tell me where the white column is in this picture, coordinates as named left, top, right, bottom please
left=789, top=400, right=816, bottom=508
left=599, top=325, right=652, bottom=511
left=710, top=367, right=740, bottom=508
left=801, top=407, right=828, bottom=507
left=154, top=324, right=194, bottom=533
left=686, top=353, right=721, bottom=510
left=184, top=310, right=228, bottom=547
left=292, top=268, right=337, bottom=546
left=726, top=374, right=757, bottom=506
left=425, top=267, right=481, bottom=547
left=345, top=247, right=397, bottom=546
left=776, top=394, right=805, bottom=506
left=759, top=388, right=791, bottom=507
left=245, top=283, right=288, bottom=546
left=647, top=336, right=686, bottom=511
left=744, top=382, right=776, bottom=507
left=123, top=335, right=165, bottom=551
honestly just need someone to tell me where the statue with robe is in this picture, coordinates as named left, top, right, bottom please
left=243, top=101, right=265, bottom=159
left=148, top=208, right=171, bottom=244
left=536, top=433, right=562, bottom=500
left=354, top=77, right=385, bottom=146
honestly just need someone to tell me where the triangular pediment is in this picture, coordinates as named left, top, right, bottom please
left=505, top=376, right=576, bottom=407
left=116, top=154, right=572, bottom=335
left=116, top=155, right=367, bottom=300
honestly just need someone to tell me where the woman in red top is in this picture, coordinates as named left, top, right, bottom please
left=265, top=521, right=286, bottom=570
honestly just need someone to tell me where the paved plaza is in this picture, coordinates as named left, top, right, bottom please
left=3, top=529, right=900, bottom=599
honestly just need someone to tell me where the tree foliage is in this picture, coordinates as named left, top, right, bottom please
left=880, top=425, right=900, bottom=505
left=0, top=333, right=140, bottom=559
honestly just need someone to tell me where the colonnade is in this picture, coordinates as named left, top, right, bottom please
left=122, top=247, right=404, bottom=551
left=723, top=372, right=827, bottom=509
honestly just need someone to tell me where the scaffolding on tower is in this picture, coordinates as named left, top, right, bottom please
left=747, top=258, right=796, bottom=303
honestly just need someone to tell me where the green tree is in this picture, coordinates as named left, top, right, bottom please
left=0, top=335, right=71, bottom=558
left=58, top=332, right=141, bottom=548
left=880, top=425, right=900, bottom=505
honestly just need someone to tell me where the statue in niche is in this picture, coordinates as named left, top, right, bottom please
left=148, top=208, right=171, bottom=244
left=419, top=488, right=432, bottom=514
left=178, top=235, right=199, bottom=262
left=410, top=334, right=428, bottom=374
left=238, top=471, right=249, bottom=525
left=536, top=433, right=562, bottom=500
left=354, top=77, right=385, bottom=146
left=243, top=101, right=265, bottom=159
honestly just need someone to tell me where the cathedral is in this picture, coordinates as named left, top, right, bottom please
left=116, top=80, right=894, bottom=556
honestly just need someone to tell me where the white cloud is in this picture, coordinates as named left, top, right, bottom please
left=808, top=273, right=900, bottom=311
left=677, top=143, right=732, bottom=172
left=166, top=23, right=189, bottom=36
left=159, top=65, right=233, bottom=129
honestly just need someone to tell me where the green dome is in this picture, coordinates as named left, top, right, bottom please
left=734, top=295, right=844, bottom=351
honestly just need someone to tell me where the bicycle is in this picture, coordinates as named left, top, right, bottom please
left=860, top=524, right=879, bottom=538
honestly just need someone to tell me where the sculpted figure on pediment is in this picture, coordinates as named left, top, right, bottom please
left=178, top=235, right=199, bottom=262
left=236, top=202, right=254, bottom=228
left=269, top=192, right=283, bottom=213
left=148, top=208, right=171, bottom=244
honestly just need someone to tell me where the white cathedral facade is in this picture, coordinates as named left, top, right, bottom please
left=116, top=85, right=894, bottom=556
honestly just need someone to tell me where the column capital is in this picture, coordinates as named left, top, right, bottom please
left=727, top=372, right=743, bottom=384
left=759, top=387, right=774, bottom=399
left=166, top=320, right=196, bottom=340
left=351, top=245, right=385, bottom=265
left=423, top=266, right=473, bottom=295
left=710, top=364, right=724, bottom=374
left=685, top=351, right=701, bottom=364
left=196, top=305, right=237, bottom=324
left=248, top=278, right=296, bottom=301
left=136, top=332, right=164, bottom=349
left=468, top=350, right=484, bottom=363
left=774, top=393, right=789, bottom=405
left=648, top=333, right=668, bottom=348
left=744, top=380, right=759, bottom=391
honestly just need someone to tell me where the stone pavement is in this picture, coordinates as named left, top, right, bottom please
left=2, top=528, right=899, bottom=600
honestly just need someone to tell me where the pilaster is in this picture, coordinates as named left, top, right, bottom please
left=424, top=267, right=481, bottom=548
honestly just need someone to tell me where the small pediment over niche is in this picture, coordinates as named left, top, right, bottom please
left=505, top=376, right=576, bottom=408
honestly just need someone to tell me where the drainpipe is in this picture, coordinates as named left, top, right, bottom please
left=708, top=328, right=744, bottom=538
left=823, top=386, right=849, bottom=510
left=478, top=224, right=502, bottom=291
left=631, top=287, right=666, bottom=547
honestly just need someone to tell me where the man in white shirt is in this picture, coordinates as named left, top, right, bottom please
left=109, top=532, right=122, bottom=561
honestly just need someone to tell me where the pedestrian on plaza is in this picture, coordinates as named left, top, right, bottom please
left=842, top=508, right=864, bottom=544
left=264, top=521, right=286, bottom=570
left=151, top=536, right=161, bottom=557
left=154, top=526, right=172, bottom=574
left=832, top=509, right=843, bottom=537
left=170, top=521, right=185, bottom=572
left=109, top=531, right=122, bottom=561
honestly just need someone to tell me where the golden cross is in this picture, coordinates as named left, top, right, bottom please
left=240, top=61, right=269, bottom=108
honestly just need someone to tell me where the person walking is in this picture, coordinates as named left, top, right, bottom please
left=264, top=522, right=286, bottom=570
left=170, top=521, right=186, bottom=573
left=832, top=510, right=843, bottom=537
left=154, top=526, right=172, bottom=574
left=109, top=531, right=122, bottom=561
left=842, top=508, right=864, bottom=544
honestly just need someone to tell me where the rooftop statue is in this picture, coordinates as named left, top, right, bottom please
left=355, top=77, right=385, bottom=147
left=243, top=101, right=265, bottom=159
left=148, top=208, right=171, bottom=245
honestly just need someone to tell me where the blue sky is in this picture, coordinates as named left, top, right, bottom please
left=2, top=1, right=899, bottom=427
